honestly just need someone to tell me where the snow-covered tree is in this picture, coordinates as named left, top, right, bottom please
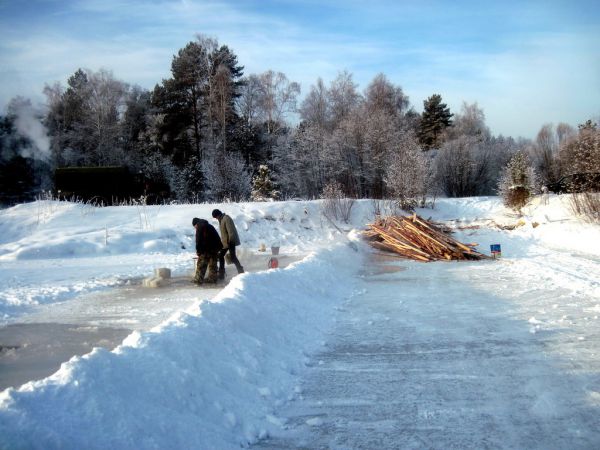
left=559, top=120, right=600, bottom=178
left=364, top=73, right=409, bottom=118
left=363, top=107, right=401, bottom=198
left=434, top=135, right=491, bottom=197
left=497, top=151, right=537, bottom=211
left=558, top=121, right=600, bottom=220
left=328, top=70, right=360, bottom=128
left=256, top=70, right=300, bottom=135
left=299, top=78, right=330, bottom=130
left=86, top=69, right=129, bottom=165
left=44, top=68, right=129, bottom=167
left=168, top=157, right=203, bottom=202
left=531, top=123, right=563, bottom=185
left=251, top=164, right=280, bottom=201
left=446, top=102, right=490, bottom=141
left=273, top=123, right=326, bottom=199
left=385, top=132, right=428, bottom=210
left=237, top=74, right=262, bottom=124
left=481, top=135, right=521, bottom=195
left=202, top=151, right=251, bottom=201
left=328, top=108, right=368, bottom=198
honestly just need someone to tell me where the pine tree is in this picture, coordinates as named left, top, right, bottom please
left=152, top=38, right=244, bottom=165
left=418, top=94, right=452, bottom=150
left=251, top=164, right=280, bottom=201
left=497, top=151, right=537, bottom=212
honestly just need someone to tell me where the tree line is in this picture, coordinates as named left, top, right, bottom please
left=1, top=34, right=598, bottom=207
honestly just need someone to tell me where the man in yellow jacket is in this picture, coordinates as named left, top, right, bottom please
left=212, top=209, right=244, bottom=279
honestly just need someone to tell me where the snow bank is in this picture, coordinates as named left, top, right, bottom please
left=420, top=194, right=600, bottom=258
left=0, top=199, right=374, bottom=320
left=1, top=194, right=597, bottom=320
left=0, top=240, right=363, bottom=449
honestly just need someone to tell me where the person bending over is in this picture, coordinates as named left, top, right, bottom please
left=192, top=217, right=223, bottom=284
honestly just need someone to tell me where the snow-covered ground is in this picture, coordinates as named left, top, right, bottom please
left=0, top=195, right=598, bottom=449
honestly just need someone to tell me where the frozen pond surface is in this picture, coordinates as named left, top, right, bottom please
left=0, top=253, right=302, bottom=390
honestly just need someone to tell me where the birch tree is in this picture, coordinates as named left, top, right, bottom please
left=237, top=74, right=262, bottom=124
left=274, top=123, right=326, bottom=198
left=202, top=151, right=251, bottom=201
left=447, top=102, right=490, bottom=141
left=362, top=75, right=410, bottom=197
left=299, top=77, right=330, bottom=129
left=44, top=68, right=129, bottom=166
left=385, top=131, right=428, bottom=210
left=364, top=73, right=409, bottom=118
left=434, top=135, right=491, bottom=197
left=533, top=123, right=560, bottom=185
left=329, top=107, right=368, bottom=197
left=328, top=70, right=360, bottom=128
left=256, top=70, right=300, bottom=135
left=86, top=69, right=128, bottom=165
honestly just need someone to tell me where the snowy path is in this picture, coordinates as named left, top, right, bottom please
left=254, top=248, right=600, bottom=449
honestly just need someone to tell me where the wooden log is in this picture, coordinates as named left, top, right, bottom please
left=364, top=214, right=491, bottom=261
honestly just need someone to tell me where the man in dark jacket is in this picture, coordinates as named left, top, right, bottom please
left=212, top=209, right=244, bottom=279
left=192, top=217, right=223, bottom=284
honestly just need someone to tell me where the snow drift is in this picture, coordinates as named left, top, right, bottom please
left=0, top=241, right=362, bottom=449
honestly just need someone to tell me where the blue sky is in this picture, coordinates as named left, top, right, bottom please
left=0, top=0, right=598, bottom=139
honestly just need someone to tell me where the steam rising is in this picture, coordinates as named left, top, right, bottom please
left=7, top=97, right=51, bottom=161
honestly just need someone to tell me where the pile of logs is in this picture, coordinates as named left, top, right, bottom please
left=364, top=214, right=490, bottom=261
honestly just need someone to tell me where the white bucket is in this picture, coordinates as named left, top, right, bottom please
left=154, top=268, right=171, bottom=279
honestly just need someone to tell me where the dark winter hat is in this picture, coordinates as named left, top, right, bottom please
left=192, top=217, right=200, bottom=226
left=211, top=209, right=222, bottom=219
